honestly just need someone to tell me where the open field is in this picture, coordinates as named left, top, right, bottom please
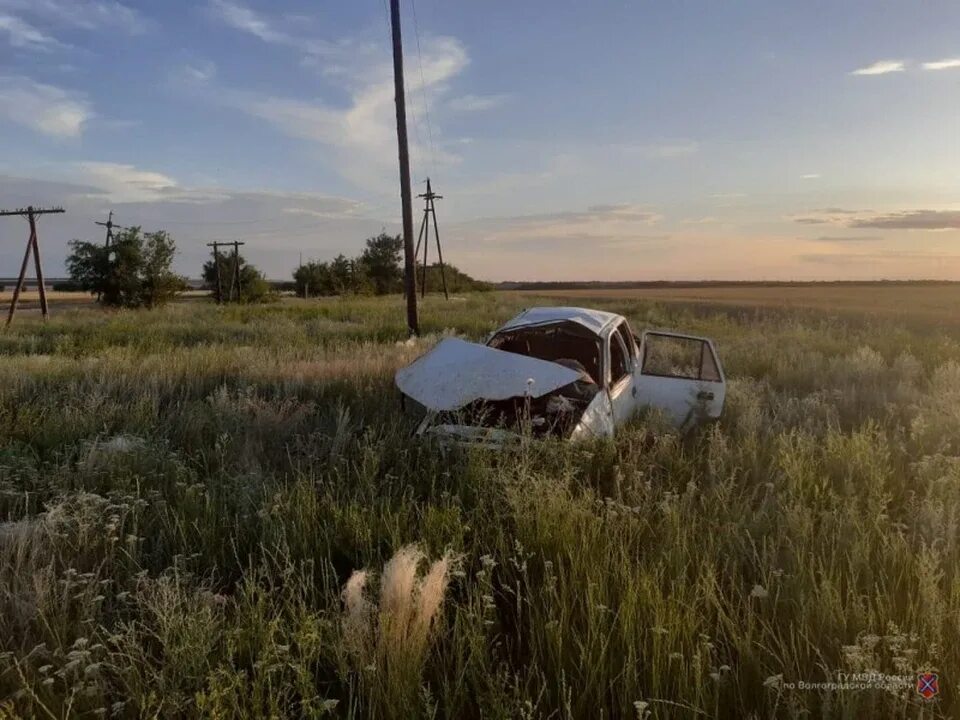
left=522, top=283, right=960, bottom=326
left=1, top=291, right=958, bottom=718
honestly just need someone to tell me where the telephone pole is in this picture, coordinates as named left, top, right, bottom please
left=206, top=241, right=245, bottom=303
left=390, top=0, right=419, bottom=336
left=1, top=206, right=64, bottom=327
left=95, top=210, right=126, bottom=249
left=94, top=211, right=126, bottom=300
left=227, top=240, right=244, bottom=301
left=206, top=242, right=226, bottom=303
left=415, top=178, right=449, bottom=299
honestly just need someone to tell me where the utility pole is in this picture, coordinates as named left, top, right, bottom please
left=1, top=206, right=63, bottom=327
left=94, top=211, right=127, bottom=301
left=95, top=210, right=126, bottom=249
left=206, top=241, right=225, bottom=303
left=390, top=0, right=419, bottom=336
left=415, top=178, right=449, bottom=299
left=206, top=241, right=244, bottom=303
left=228, top=241, right=245, bottom=301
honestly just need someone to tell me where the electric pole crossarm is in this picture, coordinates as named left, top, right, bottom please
left=2, top=205, right=63, bottom=327
left=0, top=207, right=64, bottom=217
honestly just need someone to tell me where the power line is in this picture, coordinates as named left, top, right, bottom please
left=409, top=0, right=437, bottom=178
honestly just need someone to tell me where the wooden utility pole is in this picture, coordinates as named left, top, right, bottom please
left=206, top=241, right=245, bottom=303
left=415, top=178, right=449, bottom=300
left=95, top=210, right=126, bottom=249
left=1, top=206, right=63, bottom=327
left=228, top=241, right=245, bottom=301
left=207, top=241, right=225, bottom=303
left=389, top=0, right=419, bottom=336
left=94, top=211, right=126, bottom=301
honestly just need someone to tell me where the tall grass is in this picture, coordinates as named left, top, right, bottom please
left=0, top=292, right=956, bottom=718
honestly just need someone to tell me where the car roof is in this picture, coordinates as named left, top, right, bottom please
left=497, top=306, right=623, bottom=337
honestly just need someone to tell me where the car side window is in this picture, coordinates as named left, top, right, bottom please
left=641, top=334, right=722, bottom=382
left=609, top=333, right=630, bottom=385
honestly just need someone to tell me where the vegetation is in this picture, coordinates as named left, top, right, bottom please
left=416, top=263, right=493, bottom=294
left=0, top=291, right=957, bottom=718
left=65, top=228, right=185, bottom=309
left=201, top=253, right=273, bottom=303
left=294, top=233, right=488, bottom=297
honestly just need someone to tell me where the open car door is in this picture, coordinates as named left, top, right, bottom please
left=634, top=331, right=725, bottom=429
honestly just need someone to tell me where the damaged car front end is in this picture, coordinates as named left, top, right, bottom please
left=396, top=333, right=612, bottom=446
left=396, top=306, right=725, bottom=446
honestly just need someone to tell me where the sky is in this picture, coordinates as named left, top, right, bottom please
left=0, top=0, right=959, bottom=282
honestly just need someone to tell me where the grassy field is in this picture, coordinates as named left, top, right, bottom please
left=522, top=284, right=960, bottom=327
left=0, top=291, right=958, bottom=718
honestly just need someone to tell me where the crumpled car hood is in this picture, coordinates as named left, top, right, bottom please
left=395, top=337, right=582, bottom=412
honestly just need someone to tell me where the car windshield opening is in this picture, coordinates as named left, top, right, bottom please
left=487, top=321, right=602, bottom=384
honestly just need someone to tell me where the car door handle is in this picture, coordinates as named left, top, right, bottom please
left=632, top=386, right=637, bottom=397
left=697, top=390, right=714, bottom=400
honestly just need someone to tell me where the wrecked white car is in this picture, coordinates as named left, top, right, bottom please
left=396, top=307, right=725, bottom=445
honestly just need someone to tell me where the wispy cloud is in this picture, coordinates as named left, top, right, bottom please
left=0, top=13, right=59, bottom=49
left=0, top=170, right=388, bottom=277
left=922, top=57, right=960, bottom=71
left=448, top=93, right=509, bottom=112
left=801, top=173, right=821, bottom=180
left=186, top=30, right=469, bottom=192
left=207, top=0, right=335, bottom=59
left=799, top=251, right=960, bottom=265
left=622, top=141, right=699, bottom=158
left=794, top=207, right=960, bottom=231
left=850, top=210, right=960, bottom=230
left=73, top=162, right=182, bottom=203
left=815, top=235, right=882, bottom=243
left=0, top=0, right=145, bottom=35
left=850, top=59, right=905, bottom=76
left=209, top=0, right=286, bottom=44
left=0, top=76, right=91, bottom=137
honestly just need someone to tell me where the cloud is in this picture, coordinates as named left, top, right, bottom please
left=0, top=170, right=387, bottom=278
left=282, top=204, right=362, bottom=219
left=209, top=0, right=286, bottom=44
left=0, top=76, right=92, bottom=137
left=799, top=251, right=960, bottom=265
left=71, top=162, right=184, bottom=203
left=207, top=0, right=336, bottom=59
left=795, top=207, right=960, bottom=231
left=448, top=93, right=509, bottom=112
left=194, top=34, right=469, bottom=192
left=0, top=13, right=59, bottom=49
left=792, top=208, right=868, bottom=225
left=815, top=235, right=882, bottom=243
left=850, top=210, right=960, bottom=230
left=0, top=0, right=145, bottom=35
left=801, top=173, right=821, bottom=180
left=813, top=207, right=861, bottom=215
left=922, top=58, right=960, bottom=71
left=850, top=60, right=905, bottom=76
left=621, top=141, right=699, bottom=158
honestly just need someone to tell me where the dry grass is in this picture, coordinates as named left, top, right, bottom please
left=0, top=292, right=957, bottom=718
left=521, top=283, right=960, bottom=324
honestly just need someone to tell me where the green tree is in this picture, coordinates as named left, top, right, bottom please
left=201, top=252, right=272, bottom=302
left=359, top=233, right=403, bottom=295
left=293, top=261, right=333, bottom=297
left=66, top=227, right=185, bottom=308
